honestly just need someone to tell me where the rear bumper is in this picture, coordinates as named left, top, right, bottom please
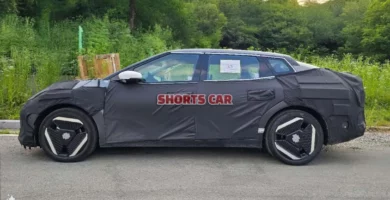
left=326, top=70, right=366, bottom=145
left=326, top=108, right=366, bottom=145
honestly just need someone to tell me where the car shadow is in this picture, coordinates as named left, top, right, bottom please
left=86, top=146, right=352, bottom=166
left=24, top=145, right=358, bottom=166
left=91, top=146, right=276, bottom=162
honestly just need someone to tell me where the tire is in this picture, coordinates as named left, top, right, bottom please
left=38, top=108, right=98, bottom=162
left=265, top=110, right=324, bottom=165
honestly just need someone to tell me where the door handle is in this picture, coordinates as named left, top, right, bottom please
left=247, top=89, right=275, bottom=101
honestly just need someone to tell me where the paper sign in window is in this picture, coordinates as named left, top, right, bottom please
left=220, top=60, right=241, bottom=73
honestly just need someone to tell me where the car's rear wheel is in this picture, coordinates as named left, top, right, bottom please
left=265, top=110, right=324, bottom=165
left=38, top=108, right=98, bottom=162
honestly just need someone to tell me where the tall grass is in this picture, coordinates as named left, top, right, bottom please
left=0, top=15, right=389, bottom=127
left=0, top=15, right=179, bottom=119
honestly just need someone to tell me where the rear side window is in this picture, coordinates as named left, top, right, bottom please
left=206, top=55, right=274, bottom=81
left=266, top=58, right=294, bottom=75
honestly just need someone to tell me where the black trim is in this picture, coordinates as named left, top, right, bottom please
left=257, top=56, right=276, bottom=76
left=199, top=54, right=209, bottom=81
left=192, top=53, right=204, bottom=82
left=100, top=139, right=261, bottom=148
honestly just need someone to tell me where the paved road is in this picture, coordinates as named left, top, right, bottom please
left=1, top=133, right=390, bottom=200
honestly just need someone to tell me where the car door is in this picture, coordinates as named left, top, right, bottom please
left=103, top=53, right=202, bottom=144
left=196, top=54, right=285, bottom=140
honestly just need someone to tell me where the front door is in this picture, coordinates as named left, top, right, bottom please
left=103, top=53, right=201, bottom=144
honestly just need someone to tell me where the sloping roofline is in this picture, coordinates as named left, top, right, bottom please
left=169, top=48, right=299, bottom=66
left=105, top=48, right=303, bottom=79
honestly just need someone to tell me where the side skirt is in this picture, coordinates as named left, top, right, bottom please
left=99, top=137, right=263, bottom=149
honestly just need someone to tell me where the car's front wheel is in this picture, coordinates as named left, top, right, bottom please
left=38, top=108, right=98, bottom=162
left=265, top=110, right=324, bottom=165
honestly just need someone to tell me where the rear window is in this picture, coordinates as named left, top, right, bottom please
left=266, top=58, right=294, bottom=75
left=285, top=56, right=299, bottom=66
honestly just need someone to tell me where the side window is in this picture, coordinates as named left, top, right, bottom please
left=206, top=55, right=273, bottom=81
left=266, top=58, right=293, bottom=75
left=134, top=54, right=199, bottom=83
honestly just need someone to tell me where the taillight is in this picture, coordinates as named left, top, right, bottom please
left=335, top=72, right=365, bottom=107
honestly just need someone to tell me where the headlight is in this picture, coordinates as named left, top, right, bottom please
left=28, top=89, right=47, bottom=100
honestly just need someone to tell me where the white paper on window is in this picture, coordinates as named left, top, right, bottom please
left=220, top=60, right=241, bottom=73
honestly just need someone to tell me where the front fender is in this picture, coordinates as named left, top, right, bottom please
left=19, top=85, right=107, bottom=147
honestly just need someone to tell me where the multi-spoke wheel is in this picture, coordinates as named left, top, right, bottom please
left=39, top=108, right=98, bottom=162
left=265, top=110, right=324, bottom=165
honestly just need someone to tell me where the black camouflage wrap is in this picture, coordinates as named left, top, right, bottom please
left=275, top=68, right=365, bottom=144
left=19, top=68, right=365, bottom=148
left=19, top=80, right=106, bottom=147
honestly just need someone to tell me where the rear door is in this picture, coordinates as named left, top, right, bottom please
left=196, top=54, right=284, bottom=140
left=103, top=53, right=202, bottom=144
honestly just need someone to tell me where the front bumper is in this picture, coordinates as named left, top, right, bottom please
left=18, top=104, right=39, bottom=147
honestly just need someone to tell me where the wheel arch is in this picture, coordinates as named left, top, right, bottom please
left=261, top=103, right=329, bottom=145
left=33, top=104, right=97, bottom=145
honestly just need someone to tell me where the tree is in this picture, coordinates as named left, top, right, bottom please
left=256, top=2, right=313, bottom=51
left=0, top=0, right=387, bottom=58
left=0, top=0, right=18, bottom=16
left=187, top=2, right=227, bottom=47
left=129, top=0, right=136, bottom=30
left=220, top=0, right=312, bottom=51
left=362, top=0, right=390, bottom=60
left=340, top=0, right=370, bottom=54
left=302, top=2, right=344, bottom=54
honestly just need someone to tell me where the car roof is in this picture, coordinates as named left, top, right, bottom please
left=169, top=49, right=299, bottom=66
left=170, top=48, right=286, bottom=57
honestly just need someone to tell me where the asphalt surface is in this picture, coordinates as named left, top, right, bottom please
left=1, top=133, right=390, bottom=200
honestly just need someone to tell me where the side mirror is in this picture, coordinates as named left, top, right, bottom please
left=118, top=71, right=143, bottom=83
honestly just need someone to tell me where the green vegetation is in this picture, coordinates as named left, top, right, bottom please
left=0, top=0, right=389, bottom=126
left=0, top=15, right=178, bottom=119
left=0, top=129, right=18, bottom=134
